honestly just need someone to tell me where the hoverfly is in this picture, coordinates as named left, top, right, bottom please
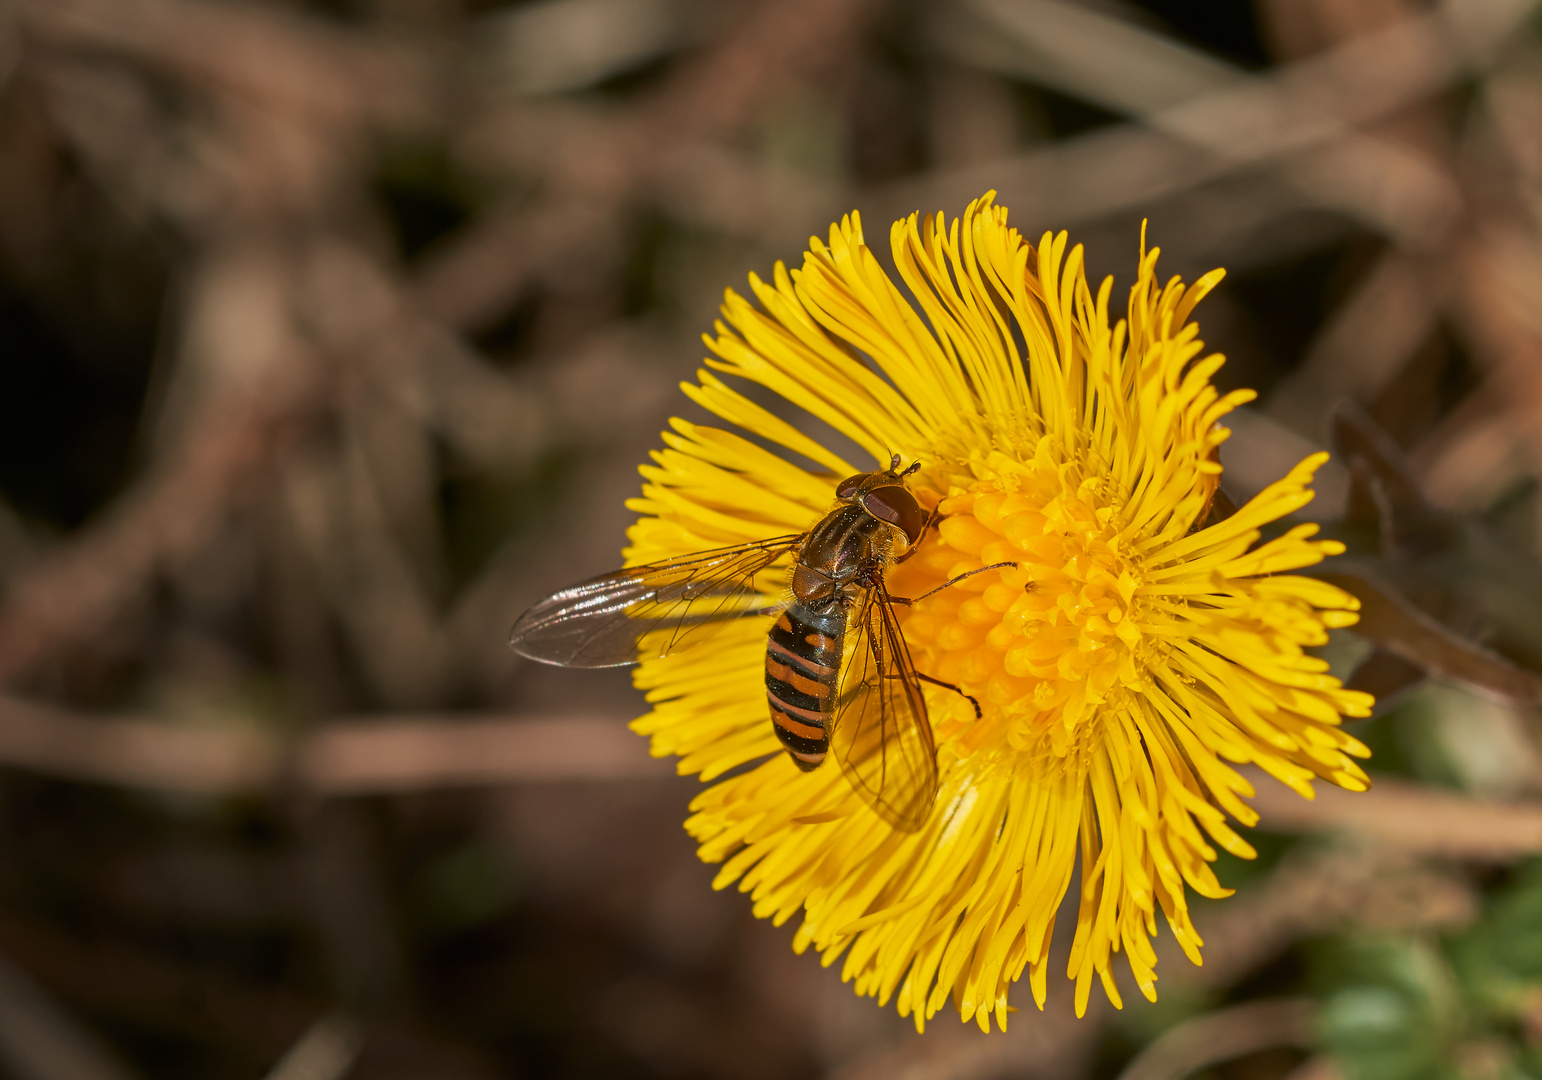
left=508, top=457, right=1008, bottom=832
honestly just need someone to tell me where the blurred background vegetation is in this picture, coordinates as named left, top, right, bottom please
left=1, top=0, right=1542, bottom=1077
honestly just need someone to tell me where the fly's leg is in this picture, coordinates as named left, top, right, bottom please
left=888, top=561, right=1016, bottom=604
left=894, top=504, right=941, bottom=565
left=915, top=672, right=981, bottom=719
left=873, top=669, right=983, bottom=720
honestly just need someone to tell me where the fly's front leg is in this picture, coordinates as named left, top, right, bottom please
left=894, top=504, right=941, bottom=565
left=888, top=561, right=1016, bottom=605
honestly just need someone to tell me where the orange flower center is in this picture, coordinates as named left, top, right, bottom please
left=891, top=456, right=1165, bottom=762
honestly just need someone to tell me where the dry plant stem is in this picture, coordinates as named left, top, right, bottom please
left=301, top=714, right=671, bottom=792
left=0, top=916, right=498, bottom=1080
left=1314, top=570, right=1542, bottom=701
left=0, top=949, right=138, bottom=1080
left=1484, top=61, right=1542, bottom=233
left=262, top=1015, right=362, bottom=1080
left=1173, top=854, right=1361, bottom=993
left=1411, top=377, right=1536, bottom=509
left=830, top=1000, right=1102, bottom=1080
left=907, top=0, right=1533, bottom=245
left=835, top=846, right=1461, bottom=1080
left=0, top=378, right=318, bottom=686
left=942, top=0, right=1470, bottom=244
left=292, top=801, right=408, bottom=1014
left=1161, top=845, right=1475, bottom=1008
left=413, top=193, right=617, bottom=331
left=281, top=415, right=457, bottom=708
left=1268, top=250, right=1447, bottom=434
left=1260, top=0, right=1460, bottom=435
left=18, top=0, right=430, bottom=130
left=1246, top=769, right=1542, bottom=860
left=418, top=0, right=882, bottom=331
left=0, top=695, right=664, bottom=795
left=0, top=0, right=884, bottom=691
left=1283, top=1058, right=1344, bottom=1080
left=1420, top=232, right=1542, bottom=504
left=0, top=695, right=279, bottom=793
left=1115, top=998, right=1318, bottom=1080
left=4, top=689, right=1542, bottom=867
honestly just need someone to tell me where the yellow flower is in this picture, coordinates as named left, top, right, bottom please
left=623, top=193, right=1373, bottom=1031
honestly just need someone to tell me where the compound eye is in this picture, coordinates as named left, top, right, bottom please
left=862, top=485, right=927, bottom=545
left=835, top=473, right=868, bottom=499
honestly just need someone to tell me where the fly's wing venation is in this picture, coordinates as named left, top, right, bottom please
left=828, top=582, right=939, bottom=832
left=508, top=535, right=801, bottom=668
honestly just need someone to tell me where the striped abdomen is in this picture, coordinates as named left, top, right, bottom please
left=766, top=603, right=845, bottom=771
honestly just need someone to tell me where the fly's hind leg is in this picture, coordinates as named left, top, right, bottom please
left=876, top=668, right=982, bottom=720
left=915, top=672, right=982, bottom=719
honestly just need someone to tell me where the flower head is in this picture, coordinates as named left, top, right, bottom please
left=624, top=193, right=1373, bottom=1031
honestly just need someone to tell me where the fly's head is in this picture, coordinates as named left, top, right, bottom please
left=833, top=455, right=928, bottom=549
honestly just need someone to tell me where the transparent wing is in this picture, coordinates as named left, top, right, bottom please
left=830, top=581, right=939, bottom=832
left=508, top=535, right=802, bottom=668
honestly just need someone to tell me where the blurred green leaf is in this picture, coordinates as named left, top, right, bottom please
left=1319, top=986, right=1447, bottom=1080
left=1312, top=860, right=1542, bottom=1080
left=1314, top=937, right=1459, bottom=1080
left=410, top=839, right=524, bottom=939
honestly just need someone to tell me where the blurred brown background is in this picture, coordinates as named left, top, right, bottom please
left=1, top=0, right=1542, bottom=1077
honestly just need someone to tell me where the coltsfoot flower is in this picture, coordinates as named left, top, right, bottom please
left=624, top=193, right=1373, bottom=1031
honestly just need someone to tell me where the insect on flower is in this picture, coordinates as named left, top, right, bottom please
left=508, top=456, right=1012, bottom=831
left=506, top=191, right=1376, bottom=1031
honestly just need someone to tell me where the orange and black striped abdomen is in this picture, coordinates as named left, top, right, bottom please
left=766, top=603, right=845, bottom=771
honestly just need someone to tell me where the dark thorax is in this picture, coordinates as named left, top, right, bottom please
left=791, top=504, right=893, bottom=612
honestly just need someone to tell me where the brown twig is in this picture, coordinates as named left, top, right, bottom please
left=0, top=948, right=138, bottom=1080
left=1247, top=769, right=1542, bottom=861
left=1115, top=998, right=1318, bottom=1080
left=833, top=838, right=1468, bottom=1080
left=262, top=1015, right=361, bottom=1080
left=1314, top=571, right=1542, bottom=702
left=829, top=999, right=1102, bottom=1080
left=0, top=915, right=498, bottom=1080
left=7, top=689, right=1542, bottom=869
left=934, top=0, right=1477, bottom=245
left=19, top=0, right=431, bottom=130
left=0, top=0, right=888, bottom=694
left=904, top=0, right=1536, bottom=245
left=1422, top=229, right=1542, bottom=504
left=1268, top=251, right=1447, bottom=435
left=417, top=0, right=882, bottom=332
left=1165, top=843, right=1475, bottom=1001
left=0, top=695, right=663, bottom=795
left=0, top=366, right=319, bottom=686
left=300, top=713, right=669, bottom=793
